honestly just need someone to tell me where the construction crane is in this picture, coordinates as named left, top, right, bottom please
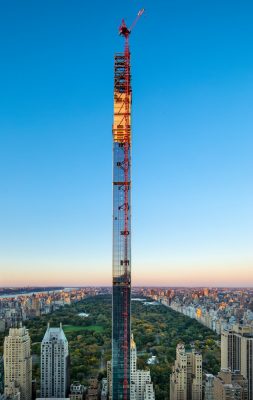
left=119, top=8, right=145, bottom=38
left=112, top=9, right=144, bottom=400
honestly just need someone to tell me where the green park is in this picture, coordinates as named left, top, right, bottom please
left=0, top=295, right=220, bottom=400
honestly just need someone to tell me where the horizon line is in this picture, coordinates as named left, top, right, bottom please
left=1, top=285, right=253, bottom=289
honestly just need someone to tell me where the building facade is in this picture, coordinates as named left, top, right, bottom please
left=0, top=357, right=4, bottom=395
left=221, top=325, right=253, bottom=399
left=107, top=361, right=112, bottom=400
left=108, top=336, right=155, bottom=400
left=221, top=328, right=241, bottom=372
left=130, top=336, right=155, bottom=400
left=4, top=327, right=32, bottom=400
left=86, top=377, right=99, bottom=400
left=204, top=374, right=215, bottom=400
left=40, top=323, right=69, bottom=398
left=170, top=343, right=202, bottom=400
left=112, top=18, right=137, bottom=399
left=213, top=369, right=248, bottom=400
left=101, top=378, right=108, bottom=400
left=69, top=381, right=85, bottom=399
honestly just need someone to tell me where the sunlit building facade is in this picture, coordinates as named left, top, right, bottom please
left=170, top=343, right=202, bottom=400
left=221, top=325, right=253, bottom=400
left=4, top=327, right=32, bottom=400
left=40, top=323, right=69, bottom=398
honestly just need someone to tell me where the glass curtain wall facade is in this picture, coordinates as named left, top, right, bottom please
left=112, top=50, right=132, bottom=400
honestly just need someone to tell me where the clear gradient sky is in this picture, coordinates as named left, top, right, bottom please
left=0, top=0, right=253, bottom=287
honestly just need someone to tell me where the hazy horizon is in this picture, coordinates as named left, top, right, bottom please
left=1, top=284, right=253, bottom=289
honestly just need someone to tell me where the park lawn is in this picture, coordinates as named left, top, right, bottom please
left=63, top=325, right=103, bottom=333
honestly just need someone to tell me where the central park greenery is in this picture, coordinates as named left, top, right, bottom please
left=0, top=295, right=220, bottom=399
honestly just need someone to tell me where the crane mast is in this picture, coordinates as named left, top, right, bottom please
left=112, top=10, right=144, bottom=400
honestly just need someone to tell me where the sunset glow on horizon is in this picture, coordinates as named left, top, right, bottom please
left=1, top=259, right=252, bottom=288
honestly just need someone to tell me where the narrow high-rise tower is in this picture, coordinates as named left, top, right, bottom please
left=112, top=11, right=144, bottom=400
left=112, top=22, right=131, bottom=400
left=112, top=21, right=132, bottom=400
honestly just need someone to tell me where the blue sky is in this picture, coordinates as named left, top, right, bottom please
left=0, top=0, right=253, bottom=286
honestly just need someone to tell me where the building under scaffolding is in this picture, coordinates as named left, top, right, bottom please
left=112, top=12, right=144, bottom=400
left=112, top=20, right=132, bottom=400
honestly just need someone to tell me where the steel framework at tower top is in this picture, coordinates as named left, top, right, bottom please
left=112, top=9, right=144, bottom=400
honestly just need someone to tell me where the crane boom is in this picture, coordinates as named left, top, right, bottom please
left=130, top=8, right=145, bottom=32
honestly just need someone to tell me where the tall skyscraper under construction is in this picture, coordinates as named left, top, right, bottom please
left=112, top=11, right=144, bottom=400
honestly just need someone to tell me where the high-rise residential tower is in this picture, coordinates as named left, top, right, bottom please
left=214, top=369, right=248, bottom=400
left=170, top=343, right=202, bottom=400
left=4, top=326, right=32, bottom=400
left=130, top=335, right=155, bottom=400
left=40, top=323, right=69, bottom=398
left=221, top=325, right=253, bottom=400
left=221, top=327, right=241, bottom=372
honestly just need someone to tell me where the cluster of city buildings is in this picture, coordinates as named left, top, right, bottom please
left=0, top=323, right=155, bottom=400
left=0, top=287, right=111, bottom=400
left=143, top=287, right=253, bottom=399
left=170, top=343, right=202, bottom=400
left=0, top=288, right=104, bottom=333
left=0, top=323, right=100, bottom=400
left=2, top=286, right=253, bottom=399
left=143, top=287, right=253, bottom=335
left=0, top=324, right=71, bottom=399
left=169, top=340, right=249, bottom=400
left=107, top=336, right=155, bottom=400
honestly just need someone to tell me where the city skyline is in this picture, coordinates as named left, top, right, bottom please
left=2, top=286, right=253, bottom=399
left=0, top=0, right=253, bottom=287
